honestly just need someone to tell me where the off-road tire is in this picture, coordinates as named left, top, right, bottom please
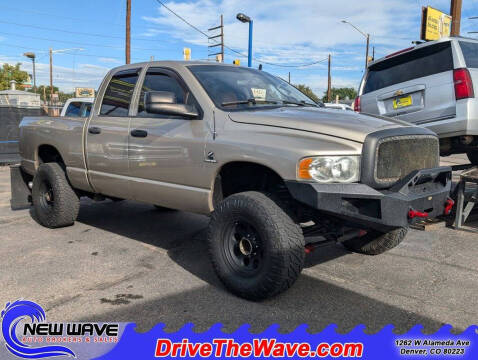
left=208, top=191, right=305, bottom=300
left=32, top=163, right=80, bottom=228
left=466, top=150, right=478, bottom=165
left=342, top=227, right=408, bottom=255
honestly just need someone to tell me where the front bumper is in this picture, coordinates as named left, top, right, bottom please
left=286, top=167, right=452, bottom=232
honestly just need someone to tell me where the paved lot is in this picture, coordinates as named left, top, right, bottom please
left=0, top=160, right=477, bottom=335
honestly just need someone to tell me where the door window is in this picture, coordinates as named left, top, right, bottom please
left=460, top=41, right=478, bottom=68
left=100, top=69, right=140, bottom=117
left=137, top=69, right=188, bottom=117
left=363, top=42, right=453, bottom=94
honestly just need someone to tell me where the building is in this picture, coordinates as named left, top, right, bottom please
left=0, top=80, right=43, bottom=164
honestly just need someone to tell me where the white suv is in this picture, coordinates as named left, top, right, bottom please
left=356, top=37, right=478, bottom=165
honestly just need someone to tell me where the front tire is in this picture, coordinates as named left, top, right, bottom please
left=342, top=227, right=408, bottom=255
left=32, top=163, right=80, bottom=228
left=466, top=150, right=478, bottom=165
left=208, top=191, right=305, bottom=300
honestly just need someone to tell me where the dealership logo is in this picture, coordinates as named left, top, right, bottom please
left=1, top=300, right=119, bottom=359
left=1, top=300, right=75, bottom=358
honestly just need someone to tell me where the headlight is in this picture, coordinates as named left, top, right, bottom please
left=298, top=156, right=360, bottom=183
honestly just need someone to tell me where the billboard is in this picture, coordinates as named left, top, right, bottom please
left=75, top=87, right=95, bottom=98
left=421, top=6, right=452, bottom=41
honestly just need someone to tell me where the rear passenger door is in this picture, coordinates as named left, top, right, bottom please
left=85, top=68, right=141, bottom=198
left=361, top=42, right=455, bottom=125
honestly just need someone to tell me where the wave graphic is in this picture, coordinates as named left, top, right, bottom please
left=1, top=300, right=75, bottom=359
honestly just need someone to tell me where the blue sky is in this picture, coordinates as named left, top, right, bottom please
left=0, top=0, right=477, bottom=97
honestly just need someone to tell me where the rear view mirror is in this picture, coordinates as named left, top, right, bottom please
left=144, top=91, right=199, bottom=119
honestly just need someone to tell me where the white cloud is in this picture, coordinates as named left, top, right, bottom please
left=142, top=0, right=421, bottom=65
left=0, top=56, right=110, bottom=93
left=98, top=57, right=123, bottom=64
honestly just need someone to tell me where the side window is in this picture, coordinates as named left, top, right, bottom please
left=65, top=102, right=82, bottom=116
left=363, top=42, right=453, bottom=94
left=460, top=41, right=478, bottom=68
left=137, top=69, right=189, bottom=117
left=100, top=69, right=140, bottom=117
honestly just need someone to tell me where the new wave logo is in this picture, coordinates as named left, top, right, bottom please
left=1, top=300, right=75, bottom=359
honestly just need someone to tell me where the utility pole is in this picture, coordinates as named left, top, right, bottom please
left=450, top=0, right=462, bottom=36
left=220, top=15, right=224, bottom=63
left=365, top=34, right=370, bottom=69
left=288, top=72, right=291, bottom=84
left=327, top=54, right=332, bottom=103
left=208, top=15, right=224, bottom=62
left=126, top=0, right=131, bottom=64
left=49, top=48, right=53, bottom=103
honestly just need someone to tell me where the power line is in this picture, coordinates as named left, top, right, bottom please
left=0, top=42, right=146, bottom=62
left=153, top=0, right=326, bottom=68
left=0, top=20, right=160, bottom=42
left=154, top=0, right=211, bottom=38
left=0, top=31, right=165, bottom=52
left=0, top=4, right=152, bottom=30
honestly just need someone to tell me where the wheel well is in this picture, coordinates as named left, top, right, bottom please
left=213, top=162, right=289, bottom=206
left=37, top=145, right=64, bottom=165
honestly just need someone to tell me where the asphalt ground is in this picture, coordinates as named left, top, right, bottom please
left=0, top=161, right=477, bottom=335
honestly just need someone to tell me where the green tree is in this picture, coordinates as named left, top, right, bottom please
left=294, top=84, right=320, bottom=103
left=322, top=87, right=357, bottom=102
left=0, top=63, right=29, bottom=90
left=32, top=85, right=74, bottom=103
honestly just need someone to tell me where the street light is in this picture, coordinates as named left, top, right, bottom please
left=49, top=48, right=84, bottom=102
left=341, top=20, right=370, bottom=69
left=23, top=52, right=36, bottom=93
left=236, top=13, right=253, bottom=67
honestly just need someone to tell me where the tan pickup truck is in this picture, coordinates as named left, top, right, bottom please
left=13, top=61, right=452, bottom=300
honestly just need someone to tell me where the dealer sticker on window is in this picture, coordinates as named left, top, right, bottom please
left=251, top=88, right=267, bottom=101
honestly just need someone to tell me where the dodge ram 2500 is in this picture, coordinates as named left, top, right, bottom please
left=13, top=61, right=452, bottom=300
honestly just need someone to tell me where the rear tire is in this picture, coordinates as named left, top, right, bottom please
left=32, top=163, right=80, bottom=228
left=466, top=150, right=478, bottom=165
left=342, top=227, right=408, bottom=255
left=208, top=191, right=305, bottom=300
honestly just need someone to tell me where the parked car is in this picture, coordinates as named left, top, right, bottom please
left=13, top=62, right=452, bottom=300
left=324, top=103, right=353, bottom=111
left=355, top=36, right=478, bottom=165
left=60, top=97, right=94, bottom=117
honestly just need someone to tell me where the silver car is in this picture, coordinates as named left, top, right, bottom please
left=356, top=36, right=478, bottom=165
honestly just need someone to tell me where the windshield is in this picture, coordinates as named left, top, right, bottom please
left=188, top=65, right=318, bottom=110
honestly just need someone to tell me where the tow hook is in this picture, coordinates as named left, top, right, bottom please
left=408, top=209, right=429, bottom=219
left=443, top=198, right=454, bottom=215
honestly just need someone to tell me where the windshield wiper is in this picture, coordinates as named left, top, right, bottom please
left=282, top=100, right=319, bottom=107
left=221, top=98, right=279, bottom=107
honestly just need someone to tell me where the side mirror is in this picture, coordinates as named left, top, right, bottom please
left=144, top=91, right=199, bottom=119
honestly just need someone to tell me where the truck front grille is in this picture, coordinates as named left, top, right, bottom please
left=374, top=135, right=439, bottom=186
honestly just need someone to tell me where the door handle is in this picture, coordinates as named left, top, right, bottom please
left=130, top=129, right=148, bottom=138
left=88, top=126, right=101, bottom=135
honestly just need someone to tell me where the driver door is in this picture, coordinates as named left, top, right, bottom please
left=127, top=67, right=209, bottom=211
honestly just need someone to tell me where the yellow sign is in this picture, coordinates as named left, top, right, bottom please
left=233, top=59, right=240, bottom=66
left=421, top=6, right=452, bottom=41
left=75, top=88, right=95, bottom=98
left=183, top=48, right=191, bottom=61
left=393, top=95, right=413, bottom=109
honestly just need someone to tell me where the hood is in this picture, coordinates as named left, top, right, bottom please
left=228, top=107, right=409, bottom=143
